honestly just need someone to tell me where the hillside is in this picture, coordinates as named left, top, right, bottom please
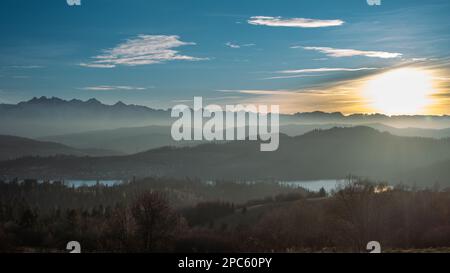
left=38, top=123, right=450, bottom=155
left=1, top=127, right=450, bottom=186
left=0, top=135, right=121, bottom=161
left=40, top=126, right=178, bottom=154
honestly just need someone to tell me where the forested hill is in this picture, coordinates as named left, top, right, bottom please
left=0, top=135, right=121, bottom=161
left=1, top=127, right=450, bottom=186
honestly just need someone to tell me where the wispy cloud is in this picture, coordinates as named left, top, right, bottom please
left=248, top=16, right=344, bottom=28
left=279, top=67, right=378, bottom=74
left=172, top=95, right=242, bottom=103
left=217, top=89, right=297, bottom=95
left=262, top=67, right=378, bottom=80
left=80, top=35, right=208, bottom=68
left=79, top=63, right=116, bottom=68
left=80, top=85, right=149, bottom=91
left=262, top=74, right=324, bottom=80
left=225, top=42, right=255, bottom=49
left=410, top=58, right=428, bottom=62
left=225, top=42, right=240, bottom=49
left=299, top=46, right=402, bottom=59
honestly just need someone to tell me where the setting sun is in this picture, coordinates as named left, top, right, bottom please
left=363, top=68, right=435, bottom=115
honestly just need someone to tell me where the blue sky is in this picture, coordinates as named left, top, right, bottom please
left=0, top=0, right=449, bottom=114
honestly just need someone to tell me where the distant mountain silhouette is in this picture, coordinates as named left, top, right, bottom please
left=289, top=111, right=450, bottom=128
left=0, top=135, right=121, bottom=161
left=364, top=123, right=450, bottom=139
left=0, top=96, right=171, bottom=137
left=281, top=123, right=450, bottom=138
left=2, top=97, right=450, bottom=138
left=2, top=127, right=450, bottom=186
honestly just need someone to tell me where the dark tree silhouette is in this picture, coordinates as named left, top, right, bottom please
left=131, top=191, right=183, bottom=252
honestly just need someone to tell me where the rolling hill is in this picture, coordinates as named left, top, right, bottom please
left=1, top=127, right=450, bottom=186
left=0, top=135, right=121, bottom=161
left=39, top=126, right=179, bottom=154
left=38, top=123, right=450, bottom=155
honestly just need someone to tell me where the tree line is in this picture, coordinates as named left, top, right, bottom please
left=0, top=177, right=449, bottom=252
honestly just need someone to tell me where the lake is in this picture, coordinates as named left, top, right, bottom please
left=63, top=180, right=122, bottom=188
left=279, top=179, right=348, bottom=193
left=32, top=179, right=347, bottom=192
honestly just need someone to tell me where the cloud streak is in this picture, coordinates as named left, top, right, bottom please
left=225, top=42, right=241, bottom=49
left=81, top=85, right=149, bottom=91
left=279, top=67, right=378, bottom=74
left=262, top=74, right=324, bottom=80
left=248, top=16, right=344, bottom=28
left=217, top=89, right=297, bottom=95
left=80, top=35, right=207, bottom=68
left=261, top=67, right=378, bottom=80
left=225, top=42, right=255, bottom=49
left=300, top=46, right=402, bottom=59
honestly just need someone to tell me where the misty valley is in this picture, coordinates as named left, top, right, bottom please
left=0, top=97, right=449, bottom=253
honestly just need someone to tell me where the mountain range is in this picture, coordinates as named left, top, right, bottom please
left=0, top=97, right=170, bottom=137
left=1, top=97, right=450, bottom=187
left=2, top=97, right=450, bottom=138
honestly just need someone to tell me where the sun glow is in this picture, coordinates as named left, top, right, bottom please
left=363, top=68, right=435, bottom=115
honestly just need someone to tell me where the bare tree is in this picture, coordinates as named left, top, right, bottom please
left=131, top=191, right=183, bottom=252
left=332, top=179, right=382, bottom=252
